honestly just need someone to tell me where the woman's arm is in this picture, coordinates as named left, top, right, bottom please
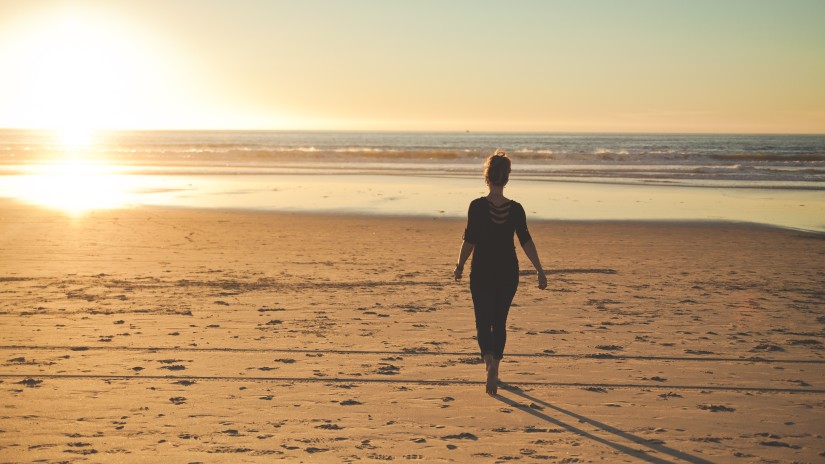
left=454, top=240, right=474, bottom=280
left=521, top=240, right=547, bottom=289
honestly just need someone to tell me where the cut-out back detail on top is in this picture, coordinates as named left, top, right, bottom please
left=487, top=199, right=511, bottom=224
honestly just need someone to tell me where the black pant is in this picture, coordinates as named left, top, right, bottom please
left=470, top=274, right=518, bottom=360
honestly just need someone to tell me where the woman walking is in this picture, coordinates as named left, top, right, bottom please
left=454, top=150, right=547, bottom=396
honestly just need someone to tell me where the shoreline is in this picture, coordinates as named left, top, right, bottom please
left=4, top=198, right=824, bottom=237
left=148, top=203, right=825, bottom=236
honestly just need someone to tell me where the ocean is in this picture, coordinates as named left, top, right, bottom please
left=1, top=129, right=824, bottom=231
left=3, top=130, right=825, bottom=185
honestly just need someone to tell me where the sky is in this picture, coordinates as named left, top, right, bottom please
left=0, top=0, right=823, bottom=133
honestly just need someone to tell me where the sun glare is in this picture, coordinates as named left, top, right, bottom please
left=12, top=12, right=126, bottom=132
left=1, top=7, right=196, bottom=132
left=10, top=161, right=131, bottom=215
left=57, top=127, right=94, bottom=150
left=0, top=5, right=299, bottom=131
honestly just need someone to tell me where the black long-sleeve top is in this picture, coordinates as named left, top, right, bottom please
left=463, top=197, right=532, bottom=281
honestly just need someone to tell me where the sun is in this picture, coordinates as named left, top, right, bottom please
left=0, top=6, right=189, bottom=135
left=58, top=126, right=94, bottom=150
left=1, top=5, right=299, bottom=132
left=16, top=10, right=140, bottom=138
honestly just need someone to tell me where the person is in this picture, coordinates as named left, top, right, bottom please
left=453, top=149, right=547, bottom=396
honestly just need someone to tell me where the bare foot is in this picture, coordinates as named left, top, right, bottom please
left=486, top=358, right=500, bottom=396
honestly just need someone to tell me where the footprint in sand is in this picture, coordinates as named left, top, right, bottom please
left=759, top=440, right=800, bottom=449
left=442, top=432, right=477, bottom=441
left=697, top=404, right=735, bottom=412
left=16, top=378, right=42, bottom=388
left=160, top=365, right=186, bottom=371
left=582, top=386, right=608, bottom=393
left=524, top=426, right=551, bottom=433
left=315, top=423, right=343, bottom=430
left=64, top=442, right=98, bottom=455
left=685, top=349, right=714, bottom=355
left=750, top=343, right=785, bottom=352
left=376, top=364, right=400, bottom=375
left=595, top=344, right=623, bottom=351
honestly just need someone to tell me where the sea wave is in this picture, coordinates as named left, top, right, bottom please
left=4, top=145, right=825, bottom=164
left=709, top=153, right=825, bottom=162
left=2, top=129, right=824, bottom=187
left=2, top=159, right=823, bottom=188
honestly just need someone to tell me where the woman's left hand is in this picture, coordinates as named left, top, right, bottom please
left=537, top=271, right=547, bottom=290
left=453, top=265, right=464, bottom=281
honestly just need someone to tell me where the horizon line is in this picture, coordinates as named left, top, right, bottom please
left=1, top=127, right=824, bottom=136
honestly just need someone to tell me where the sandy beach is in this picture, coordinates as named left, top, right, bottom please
left=0, top=200, right=823, bottom=463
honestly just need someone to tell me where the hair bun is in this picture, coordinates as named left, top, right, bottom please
left=484, top=150, right=512, bottom=186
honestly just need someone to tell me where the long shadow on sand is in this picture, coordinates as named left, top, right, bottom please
left=495, top=383, right=713, bottom=464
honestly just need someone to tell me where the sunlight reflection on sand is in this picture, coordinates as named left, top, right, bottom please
left=1, top=162, right=137, bottom=215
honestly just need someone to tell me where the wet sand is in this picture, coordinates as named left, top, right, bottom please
left=0, top=200, right=823, bottom=462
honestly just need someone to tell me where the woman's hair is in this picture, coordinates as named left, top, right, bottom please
left=484, top=149, right=511, bottom=186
